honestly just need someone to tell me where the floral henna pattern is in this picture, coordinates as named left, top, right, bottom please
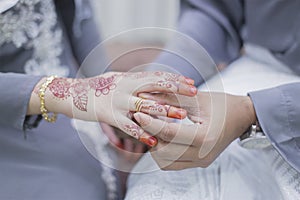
left=89, top=75, right=117, bottom=97
left=153, top=71, right=181, bottom=81
left=49, top=78, right=71, bottom=99
left=157, top=80, right=173, bottom=89
left=124, top=124, right=144, bottom=139
left=139, top=101, right=185, bottom=119
left=47, top=75, right=117, bottom=112
left=121, top=71, right=149, bottom=80
left=69, top=81, right=89, bottom=111
left=149, top=103, right=166, bottom=113
left=48, top=78, right=89, bottom=111
left=154, top=72, right=181, bottom=91
left=142, top=102, right=168, bottom=114
left=164, top=73, right=181, bottom=82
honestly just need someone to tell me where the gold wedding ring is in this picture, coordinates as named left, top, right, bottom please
left=135, top=98, right=144, bottom=112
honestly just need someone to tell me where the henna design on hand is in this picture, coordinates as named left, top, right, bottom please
left=157, top=80, right=173, bottom=89
left=49, top=78, right=71, bottom=99
left=47, top=75, right=117, bottom=112
left=69, top=80, right=89, bottom=111
left=89, top=75, right=117, bottom=97
left=141, top=102, right=167, bottom=114
left=164, top=73, right=181, bottom=82
left=154, top=72, right=181, bottom=92
left=124, top=124, right=144, bottom=139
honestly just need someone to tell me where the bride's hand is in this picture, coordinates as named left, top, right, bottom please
left=28, top=71, right=197, bottom=147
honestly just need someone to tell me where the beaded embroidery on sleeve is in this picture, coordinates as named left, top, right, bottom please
left=0, top=0, right=69, bottom=77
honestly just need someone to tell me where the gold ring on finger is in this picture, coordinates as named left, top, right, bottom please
left=134, top=98, right=144, bottom=112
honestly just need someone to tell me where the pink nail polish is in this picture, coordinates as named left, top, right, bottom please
left=168, top=108, right=187, bottom=119
left=185, top=78, right=195, bottom=85
left=147, top=136, right=158, bottom=147
left=176, top=109, right=187, bottom=119
left=190, top=86, right=197, bottom=94
left=140, top=136, right=157, bottom=147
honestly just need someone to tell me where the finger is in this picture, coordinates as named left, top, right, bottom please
left=138, top=93, right=202, bottom=122
left=184, top=77, right=195, bottom=86
left=100, top=122, right=123, bottom=149
left=134, top=142, right=147, bottom=154
left=113, top=127, right=131, bottom=139
left=123, top=138, right=134, bottom=152
left=143, top=82, right=197, bottom=97
left=138, top=93, right=180, bottom=107
left=130, top=97, right=187, bottom=119
left=136, top=75, right=197, bottom=97
left=139, top=92, right=199, bottom=109
left=153, top=72, right=195, bottom=86
left=188, top=114, right=203, bottom=123
left=119, top=116, right=158, bottom=147
left=122, top=139, right=137, bottom=161
left=150, top=71, right=195, bottom=85
left=133, top=112, right=203, bottom=146
left=128, top=71, right=195, bottom=86
left=123, top=138, right=146, bottom=162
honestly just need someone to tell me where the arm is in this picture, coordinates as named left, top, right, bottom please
left=0, top=73, right=42, bottom=130
left=135, top=84, right=300, bottom=172
left=249, top=82, right=300, bottom=172
left=26, top=71, right=197, bottom=146
left=152, top=0, right=244, bottom=86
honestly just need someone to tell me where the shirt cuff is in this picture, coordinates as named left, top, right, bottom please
left=249, top=84, right=300, bottom=172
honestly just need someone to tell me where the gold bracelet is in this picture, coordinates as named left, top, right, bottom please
left=39, top=75, right=57, bottom=123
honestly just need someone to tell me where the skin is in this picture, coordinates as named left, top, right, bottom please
left=133, top=92, right=257, bottom=170
left=27, top=71, right=197, bottom=147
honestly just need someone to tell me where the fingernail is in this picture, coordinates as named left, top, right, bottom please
left=185, top=77, right=195, bottom=85
left=190, top=86, right=197, bottom=94
left=167, top=108, right=187, bottom=119
left=175, top=109, right=187, bottom=119
left=138, top=93, right=151, bottom=99
left=140, top=136, right=157, bottom=147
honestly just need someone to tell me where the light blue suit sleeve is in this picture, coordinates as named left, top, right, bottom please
left=151, top=0, right=243, bottom=86
left=0, top=73, right=42, bottom=130
left=249, top=83, right=300, bottom=172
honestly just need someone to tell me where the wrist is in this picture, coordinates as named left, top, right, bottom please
left=240, top=96, right=257, bottom=134
left=27, top=77, right=47, bottom=115
left=244, top=96, right=257, bottom=124
left=28, top=76, right=74, bottom=116
left=44, top=77, right=75, bottom=118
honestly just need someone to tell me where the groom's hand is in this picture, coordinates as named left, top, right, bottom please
left=134, top=92, right=256, bottom=170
